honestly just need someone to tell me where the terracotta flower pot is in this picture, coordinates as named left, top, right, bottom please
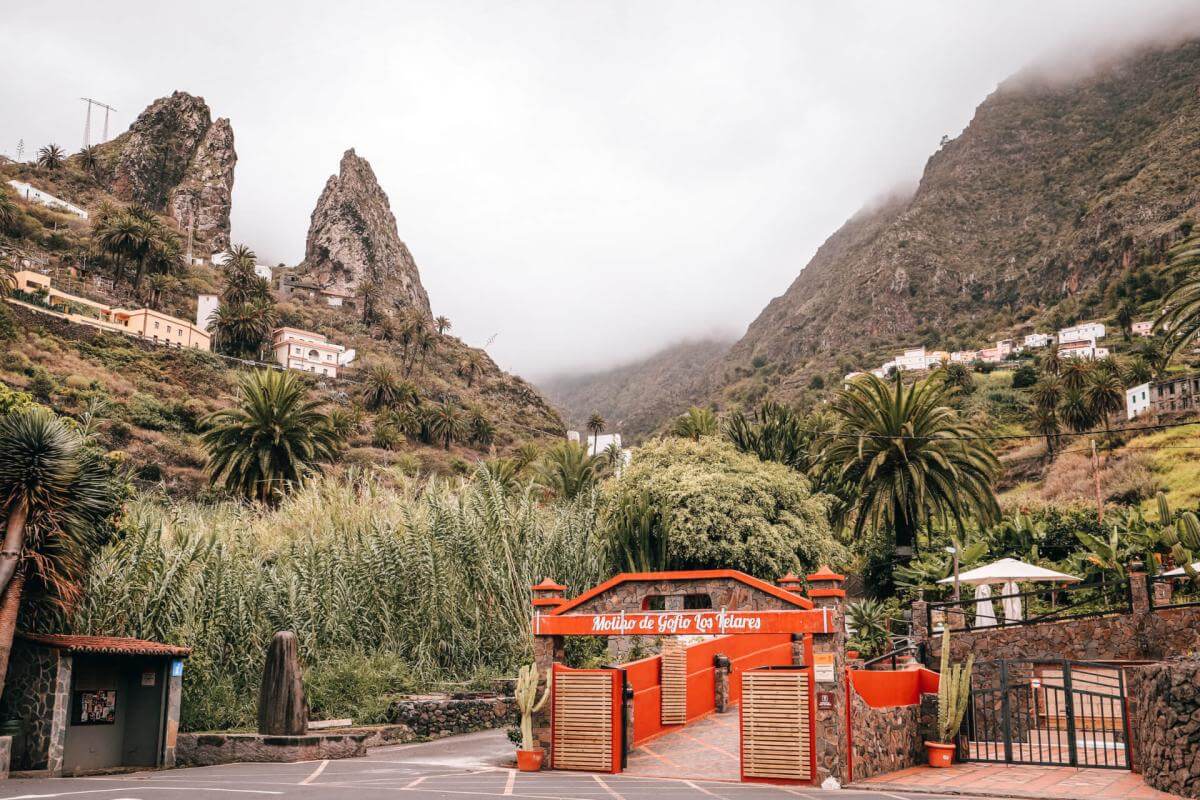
left=517, top=748, right=544, bottom=772
left=925, top=741, right=955, bottom=768
left=846, top=650, right=859, bottom=660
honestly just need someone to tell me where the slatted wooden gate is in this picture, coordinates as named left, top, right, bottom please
left=660, top=641, right=687, bottom=725
left=551, top=664, right=623, bottom=773
left=740, top=666, right=812, bottom=782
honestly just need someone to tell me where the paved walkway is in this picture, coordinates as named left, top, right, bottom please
left=626, top=710, right=741, bottom=780
left=856, top=762, right=1181, bottom=799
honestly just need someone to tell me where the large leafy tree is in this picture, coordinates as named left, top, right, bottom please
left=0, top=408, right=121, bottom=693
left=816, top=373, right=999, bottom=572
left=607, top=436, right=844, bottom=578
left=201, top=370, right=339, bottom=503
left=1156, top=231, right=1200, bottom=362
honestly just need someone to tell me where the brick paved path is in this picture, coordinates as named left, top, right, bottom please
left=626, top=710, right=741, bottom=781
left=857, top=762, right=1181, bottom=799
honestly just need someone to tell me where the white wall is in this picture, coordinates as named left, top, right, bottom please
left=6, top=180, right=89, bottom=219
left=1126, top=382, right=1151, bottom=419
left=195, top=294, right=219, bottom=332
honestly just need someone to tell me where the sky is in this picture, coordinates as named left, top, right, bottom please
left=5, top=1, right=1200, bottom=380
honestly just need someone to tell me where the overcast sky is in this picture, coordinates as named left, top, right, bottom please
left=5, top=1, right=1200, bottom=379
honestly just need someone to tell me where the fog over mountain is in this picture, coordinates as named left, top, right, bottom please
left=4, top=1, right=1200, bottom=378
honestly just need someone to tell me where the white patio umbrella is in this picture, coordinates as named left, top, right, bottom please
left=1001, top=581, right=1022, bottom=622
left=936, top=557, right=1082, bottom=586
left=1162, top=562, right=1200, bottom=577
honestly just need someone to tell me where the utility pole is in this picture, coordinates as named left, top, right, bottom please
left=1092, top=439, right=1104, bottom=523
left=80, top=98, right=117, bottom=147
left=16, top=139, right=24, bottom=162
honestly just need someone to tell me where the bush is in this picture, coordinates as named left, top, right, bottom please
left=604, top=437, right=846, bottom=578
left=123, top=394, right=178, bottom=431
left=26, top=367, right=57, bottom=402
left=1011, top=364, right=1038, bottom=389
left=304, top=650, right=419, bottom=724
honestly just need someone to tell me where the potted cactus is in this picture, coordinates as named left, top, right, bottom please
left=926, top=626, right=974, bottom=767
left=515, top=662, right=552, bottom=771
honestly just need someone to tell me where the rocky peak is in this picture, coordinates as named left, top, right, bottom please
left=100, top=91, right=236, bottom=251
left=299, top=148, right=432, bottom=321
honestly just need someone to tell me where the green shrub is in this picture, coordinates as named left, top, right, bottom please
left=123, top=394, right=178, bottom=431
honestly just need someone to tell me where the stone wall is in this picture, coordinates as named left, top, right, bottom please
left=0, top=641, right=68, bottom=771
left=849, top=687, right=927, bottom=781
left=926, top=605, right=1200, bottom=665
left=176, top=732, right=369, bottom=767
left=386, top=694, right=514, bottom=740
left=1126, top=658, right=1200, bottom=798
left=570, top=577, right=804, bottom=616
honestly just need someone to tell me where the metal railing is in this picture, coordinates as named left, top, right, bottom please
left=927, top=579, right=1132, bottom=633
left=1147, top=572, right=1200, bottom=610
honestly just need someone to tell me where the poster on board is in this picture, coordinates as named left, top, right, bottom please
left=72, top=689, right=117, bottom=725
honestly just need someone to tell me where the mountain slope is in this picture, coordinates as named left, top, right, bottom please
left=707, top=39, right=1200, bottom=406
left=538, top=338, right=731, bottom=440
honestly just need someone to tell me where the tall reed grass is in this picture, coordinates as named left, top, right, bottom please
left=68, top=468, right=606, bottom=731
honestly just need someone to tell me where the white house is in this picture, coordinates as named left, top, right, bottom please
left=6, top=180, right=89, bottom=220
left=271, top=327, right=353, bottom=378
left=212, top=252, right=273, bottom=282
left=1132, top=321, right=1154, bottom=337
left=195, top=293, right=219, bottom=332
left=1058, top=322, right=1106, bottom=344
left=895, top=348, right=928, bottom=372
left=950, top=350, right=977, bottom=363
left=1059, top=339, right=1109, bottom=360
left=1126, top=382, right=1151, bottom=420
left=1023, top=333, right=1054, bottom=349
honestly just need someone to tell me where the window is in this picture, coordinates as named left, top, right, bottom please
left=308, top=349, right=319, bottom=360
left=154, top=320, right=160, bottom=329
left=322, top=368, right=329, bottom=376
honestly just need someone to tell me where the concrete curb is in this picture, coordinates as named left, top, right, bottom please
left=845, top=782, right=1097, bottom=800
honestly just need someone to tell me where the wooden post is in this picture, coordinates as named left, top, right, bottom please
left=257, top=631, right=307, bottom=735
left=1092, top=439, right=1105, bottom=523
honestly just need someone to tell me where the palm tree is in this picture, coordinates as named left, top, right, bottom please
left=816, top=374, right=1000, bottom=571
left=469, top=410, right=495, bottom=447
left=1116, top=299, right=1136, bottom=341
left=513, top=442, right=541, bottom=472
left=1085, top=368, right=1125, bottom=438
left=938, top=362, right=975, bottom=395
left=361, top=364, right=418, bottom=411
left=0, top=187, right=18, bottom=235
left=603, top=440, right=625, bottom=473
left=586, top=413, right=605, bottom=455
left=36, top=144, right=65, bottom=171
left=0, top=256, right=14, bottom=298
left=1030, top=375, right=1062, bottom=415
left=92, top=209, right=148, bottom=287
left=534, top=441, right=602, bottom=500
left=1059, top=386, right=1097, bottom=433
left=670, top=407, right=718, bottom=441
left=200, top=370, right=339, bottom=503
left=725, top=402, right=824, bottom=474
left=1122, top=356, right=1153, bottom=387
left=76, top=145, right=101, bottom=179
left=435, top=315, right=451, bottom=335
left=427, top=401, right=468, bottom=449
left=1039, top=341, right=1062, bottom=377
left=1059, top=358, right=1093, bottom=392
left=457, top=352, right=484, bottom=388
left=0, top=409, right=118, bottom=694
left=1031, top=404, right=1061, bottom=458
left=1133, top=337, right=1168, bottom=377
left=211, top=297, right=276, bottom=359
left=146, top=273, right=174, bottom=310
left=1155, top=231, right=1200, bottom=362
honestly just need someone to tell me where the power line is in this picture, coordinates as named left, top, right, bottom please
left=807, top=417, right=1200, bottom=443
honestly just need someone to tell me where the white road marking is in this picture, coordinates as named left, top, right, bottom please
left=503, top=769, right=516, bottom=796
left=592, top=775, right=624, bottom=800
left=299, top=760, right=330, bottom=785
left=402, top=776, right=427, bottom=790
left=1, top=789, right=283, bottom=799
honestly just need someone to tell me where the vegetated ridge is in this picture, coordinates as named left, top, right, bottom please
left=537, top=337, right=731, bottom=441
left=701, top=38, right=1200, bottom=412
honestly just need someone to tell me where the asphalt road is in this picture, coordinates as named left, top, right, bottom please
left=0, top=730, right=965, bottom=800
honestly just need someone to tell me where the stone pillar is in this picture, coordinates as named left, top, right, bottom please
left=1128, top=563, right=1150, bottom=615
left=531, top=578, right=567, bottom=758
left=1152, top=578, right=1173, bottom=607
left=164, top=660, right=184, bottom=768
left=46, top=653, right=71, bottom=777
left=714, top=654, right=731, bottom=713
left=807, top=566, right=848, bottom=787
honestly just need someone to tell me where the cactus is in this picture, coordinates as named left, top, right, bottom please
left=515, top=662, right=552, bottom=751
left=936, top=627, right=975, bottom=744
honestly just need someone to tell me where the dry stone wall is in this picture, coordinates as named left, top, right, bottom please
left=849, top=689, right=927, bottom=781
left=387, top=694, right=514, bottom=739
left=1127, top=658, right=1200, bottom=798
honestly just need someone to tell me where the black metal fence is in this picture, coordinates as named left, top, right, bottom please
left=1147, top=572, right=1200, bottom=610
left=964, top=659, right=1130, bottom=769
left=927, top=579, right=1132, bottom=633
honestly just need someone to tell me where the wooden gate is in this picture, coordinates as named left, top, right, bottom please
left=740, top=666, right=813, bottom=782
left=551, top=664, right=623, bottom=773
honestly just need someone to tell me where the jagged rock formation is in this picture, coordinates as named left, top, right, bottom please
left=700, top=38, right=1200, bottom=408
left=298, top=149, right=432, bottom=321
left=538, top=338, right=731, bottom=441
left=98, top=91, right=236, bottom=251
